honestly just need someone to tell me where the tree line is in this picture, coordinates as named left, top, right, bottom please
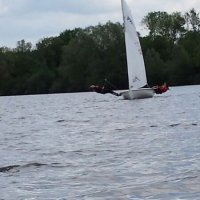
left=0, top=9, right=200, bottom=96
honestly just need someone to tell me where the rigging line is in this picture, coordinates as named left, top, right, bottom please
left=104, top=78, right=118, bottom=90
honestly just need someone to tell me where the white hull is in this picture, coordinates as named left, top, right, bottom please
left=121, top=88, right=155, bottom=100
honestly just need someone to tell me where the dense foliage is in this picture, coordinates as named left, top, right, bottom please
left=0, top=9, right=200, bottom=96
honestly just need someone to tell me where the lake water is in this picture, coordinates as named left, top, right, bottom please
left=0, top=85, right=200, bottom=200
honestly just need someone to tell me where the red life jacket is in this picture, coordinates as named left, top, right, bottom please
left=154, top=84, right=169, bottom=94
left=160, top=85, right=168, bottom=93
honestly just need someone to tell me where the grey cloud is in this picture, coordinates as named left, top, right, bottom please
left=1, top=0, right=199, bottom=47
left=1, top=0, right=119, bottom=16
left=29, top=0, right=119, bottom=14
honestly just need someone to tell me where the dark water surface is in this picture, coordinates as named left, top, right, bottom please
left=0, top=85, right=200, bottom=200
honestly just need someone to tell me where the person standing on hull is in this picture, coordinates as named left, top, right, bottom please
left=152, top=83, right=169, bottom=94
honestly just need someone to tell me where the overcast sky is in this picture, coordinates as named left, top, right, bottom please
left=0, top=0, right=199, bottom=48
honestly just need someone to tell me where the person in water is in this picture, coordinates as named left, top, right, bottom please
left=152, top=83, right=169, bottom=94
left=90, top=85, right=120, bottom=96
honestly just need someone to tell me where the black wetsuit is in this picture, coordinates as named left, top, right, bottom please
left=93, top=86, right=120, bottom=96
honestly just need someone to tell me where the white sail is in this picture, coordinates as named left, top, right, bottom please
left=121, top=0, right=147, bottom=90
left=120, top=0, right=154, bottom=99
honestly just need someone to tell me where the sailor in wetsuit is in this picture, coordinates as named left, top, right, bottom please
left=89, top=85, right=120, bottom=96
left=152, top=83, right=169, bottom=94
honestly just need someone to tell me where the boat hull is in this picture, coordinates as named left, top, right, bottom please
left=121, top=88, right=155, bottom=100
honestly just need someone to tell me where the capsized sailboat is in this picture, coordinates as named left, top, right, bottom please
left=120, top=0, right=155, bottom=100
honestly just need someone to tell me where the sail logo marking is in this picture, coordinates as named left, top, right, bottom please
left=132, top=76, right=140, bottom=83
left=127, top=16, right=133, bottom=25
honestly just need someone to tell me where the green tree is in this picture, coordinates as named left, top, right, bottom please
left=87, top=22, right=127, bottom=89
left=177, top=31, right=200, bottom=84
left=144, top=48, right=167, bottom=85
left=27, top=65, right=55, bottom=94
left=15, top=39, right=32, bottom=52
left=1, top=13, right=200, bottom=96
left=142, top=11, right=185, bottom=42
left=185, top=9, right=200, bottom=31
left=167, top=45, right=192, bottom=85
